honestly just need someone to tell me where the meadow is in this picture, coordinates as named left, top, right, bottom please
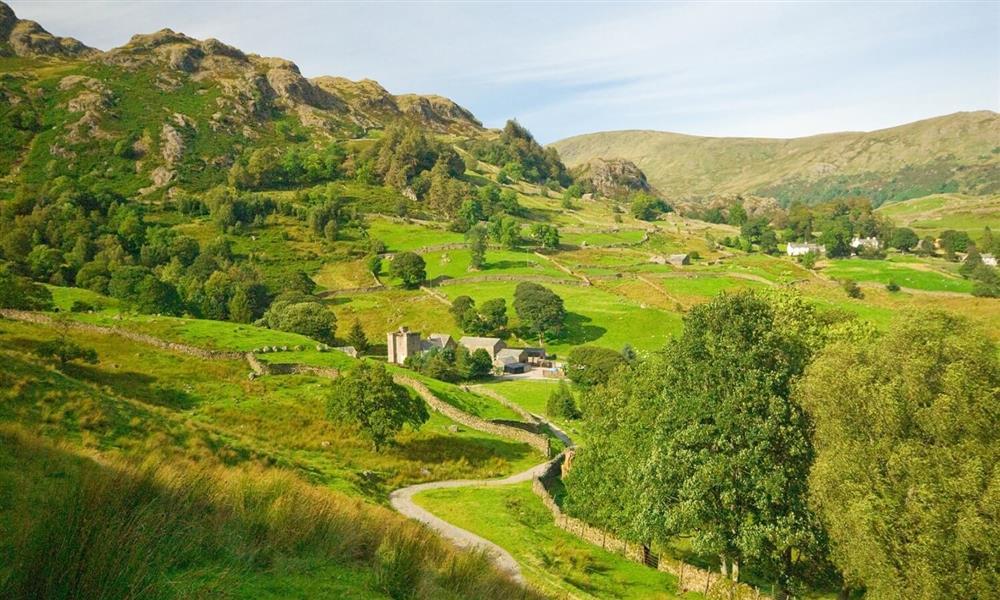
left=818, top=256, right=973, bottom=293
left=0, top=425, right=537, bottom=600
left=413, top=483, right=694, bottom=600
left=0, top=318, right=540, bottom=499
left=875, top=193, right=1000, bottom=236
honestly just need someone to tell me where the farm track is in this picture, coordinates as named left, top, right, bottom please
left=389, top=455, right=562, bottom=584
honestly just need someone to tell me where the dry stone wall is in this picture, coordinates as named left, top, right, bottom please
left=468, top=385, right=539, bottom=423
left=531, top=454, right=767, bottom=600
left=395, top=375, right=551, bottom=457
left=2, top=310, right=549, bottom=458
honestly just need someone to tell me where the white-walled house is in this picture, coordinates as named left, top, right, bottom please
left=851, top=236, right=882, bottom=250
left=982, top=254, right=998, bottom=267
left=786, top=242, right=824, bottom=257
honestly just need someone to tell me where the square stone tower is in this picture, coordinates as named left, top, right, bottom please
left=387, top=327, right=422, bottom=364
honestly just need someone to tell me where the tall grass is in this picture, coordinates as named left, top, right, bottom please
left=0, top=427, right=539, bottom=600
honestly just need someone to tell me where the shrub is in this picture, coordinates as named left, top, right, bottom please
left=886, top=280, right=901, bottom=292
left=259, top=297, right=337, bottom=342
left=841, top=279, right=864, bottom=299
left=34, top=338, right=98, bottom=367
left=546, top=382, right=580, bottom=420
left=566, top=346, right=626, bottom=388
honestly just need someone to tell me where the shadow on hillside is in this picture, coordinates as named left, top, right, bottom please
left=63, top=363, right=198, bottom=410
left=558, top=312, right=606, bottom=346
left=396, top=435, right=533, bottom=467
left=486, top=260, right=535, bottom=271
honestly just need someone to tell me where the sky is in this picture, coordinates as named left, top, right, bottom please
left=9, top=1, right=1000, bottom=143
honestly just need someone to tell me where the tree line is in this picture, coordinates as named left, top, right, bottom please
left=563, top=290, right=998, bottom=599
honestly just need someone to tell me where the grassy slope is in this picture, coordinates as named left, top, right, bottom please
left=0, top=426, right=534, bottom=600
left=875, top=193, right=1000, bottom=237
left=551, top=111, right=1000, bottom=205
left=414, top=483, right=696, bottom=600
left=0, top=317, right=538, bottom=500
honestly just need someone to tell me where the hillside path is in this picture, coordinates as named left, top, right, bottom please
left=390, top=416, right=574, bottom=584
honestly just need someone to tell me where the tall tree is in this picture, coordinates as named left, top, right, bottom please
left=326, top=362, right=429, bottom=451
left=346, top=320, right=369, bottom=354
left=797, top=313, right=999, bottom=600
left=567, top=292, right=832, bottom=597
left=513, top=282, right=565, bottom=343
left=389, top=252, right=426, bottom=289
left=467, top=224, right=488, bottom=270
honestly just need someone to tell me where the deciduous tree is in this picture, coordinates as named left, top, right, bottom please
left=797, top=312, right=999, bottom=600
left=327, top=362, right=428, bottom=450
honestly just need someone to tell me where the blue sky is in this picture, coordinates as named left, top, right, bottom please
left=10, top=1, right=999, bottom=142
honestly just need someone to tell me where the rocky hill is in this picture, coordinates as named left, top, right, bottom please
left=0, top=2, right=95, bottom=57
left=571, top=157, right=651, bottom=198
left=552, top=111, right=1000, bottom=207
left=0, top=1, right=483, bottom=197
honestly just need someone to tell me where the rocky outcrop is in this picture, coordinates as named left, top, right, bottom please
left=1, top=2, right=97, bottom=58
left=575, top=158, right=651, bottom=198
left=160, top=123, right=184, bottom=166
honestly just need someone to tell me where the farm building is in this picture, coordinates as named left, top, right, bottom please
left=387, top=328, right=455, bottom=364
left=459, top=336, right=506, bottom=359
left=667, top=254, right=690, bottom=266
left=982, top=254, right=997, bottom=267
left=494, top=349, right=528, bottom=374
left=851, top=236, right=882, bottom=250
left=787, top=242, right=824, bottom=256
left=387, top=327, right=422, bottom=364
left=424, top=333, right=456, bottom=351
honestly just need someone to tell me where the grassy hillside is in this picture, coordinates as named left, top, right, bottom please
left=875, top=193, right=1000, bottom=236
left=0, top=425, right=537, bottom=599
left=551, top=111, right=1000, bottom=206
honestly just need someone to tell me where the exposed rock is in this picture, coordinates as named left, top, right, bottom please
left=65, top=109, right=112, bottom=143
left=150, top=166, right=176, bottom=186
left=264, top=60, right=331, bottom=108
left=396, top=94, right=482, bottom=132
left=2, top=3, right=97, bottom=58
left=576, top=157, right=651, bottom=198
left=160, top=123, right=184, bottom=165
left=138, top=166, right=176, bottom=195
left=67, top=90, right=111, bottom=113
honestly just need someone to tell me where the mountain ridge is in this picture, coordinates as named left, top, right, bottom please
left=0, top=0, right=487, bottom=198
left=551, top=110, right=1000, bottom=206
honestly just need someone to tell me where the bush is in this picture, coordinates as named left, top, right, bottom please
left=566, top=346, right=626, bottom=388
left=841, top=279, right=864, bottom=299
left=886, top=280, right=901, bottom=292
left=34, top=338, right=98, bottom=367
left=546, top=382, right=580, bottom=420
left=70, top=300, right=95, bottom=313
left=390, top=252, right=426, bottom=289
left=259, top=297, right=337, bottom=342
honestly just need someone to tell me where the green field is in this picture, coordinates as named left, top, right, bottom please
left=820, top=257, right=973, bottom=293
left=0, top=318, right=539, bottom=499
left=876, top=193, right=1000, bottom=236
left=414, top=483, right=695, bottom=599
left=422, top=248, right=569, bottom=282
left=437, top=280, right=683, bottom=356
left=368, top=218, right=465, bottom=252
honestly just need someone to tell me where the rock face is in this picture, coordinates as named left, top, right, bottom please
left=0, top=0, right=488, bottom=196
left=577, top=158, right=651, bottom=198
left=0, top=2, right=96, bottom=57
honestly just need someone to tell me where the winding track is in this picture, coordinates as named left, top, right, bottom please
left=389, top=417, right=574, bottom=584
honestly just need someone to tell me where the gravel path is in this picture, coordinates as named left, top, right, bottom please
left=389, top=419, right=575, bottom=584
